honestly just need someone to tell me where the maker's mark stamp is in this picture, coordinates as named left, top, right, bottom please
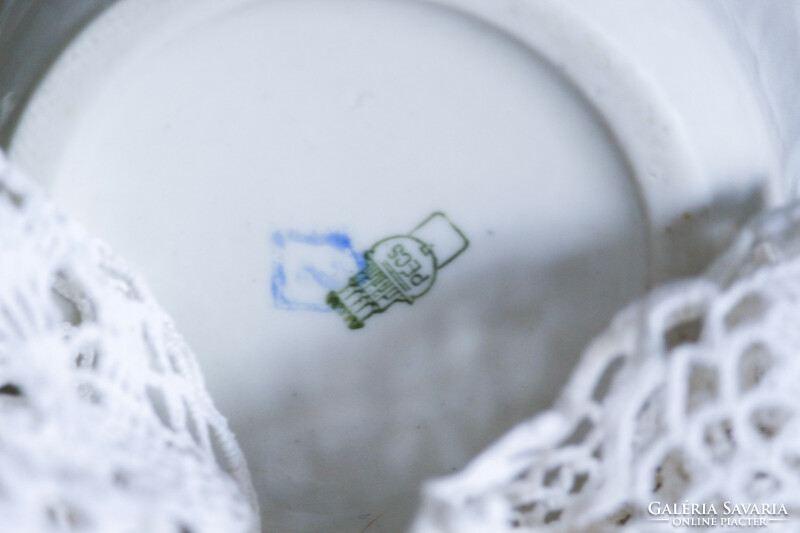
left=327, top=212, right=468, bottom=329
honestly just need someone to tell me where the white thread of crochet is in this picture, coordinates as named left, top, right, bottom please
left=413, top=200, right=800, bottom=532
left=0, top=151, right=259, bottom=533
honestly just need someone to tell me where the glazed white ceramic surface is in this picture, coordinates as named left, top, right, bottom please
left=8, top=0, right=776, bottom=531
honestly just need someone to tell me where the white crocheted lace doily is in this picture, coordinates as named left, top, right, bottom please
left=0, top=151, right=258, bottom=532
left=6, top=136, right=800, bottom=532
left=413, top=200, right=800, bottom=532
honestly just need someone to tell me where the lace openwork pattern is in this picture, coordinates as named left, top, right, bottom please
left=6, top=140, right=800, bottom=533
left=0, top=152, right=258, bottom=533
left=413, top=202, right=800, bottom=532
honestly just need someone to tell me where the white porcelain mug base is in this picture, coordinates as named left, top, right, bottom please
left=7, top=0, right=776, bottom=531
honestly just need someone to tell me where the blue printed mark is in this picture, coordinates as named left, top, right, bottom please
left=271, top=230, right=365, bottom=311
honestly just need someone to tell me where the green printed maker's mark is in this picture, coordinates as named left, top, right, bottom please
left=327, top=212, right=469, bottom=329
